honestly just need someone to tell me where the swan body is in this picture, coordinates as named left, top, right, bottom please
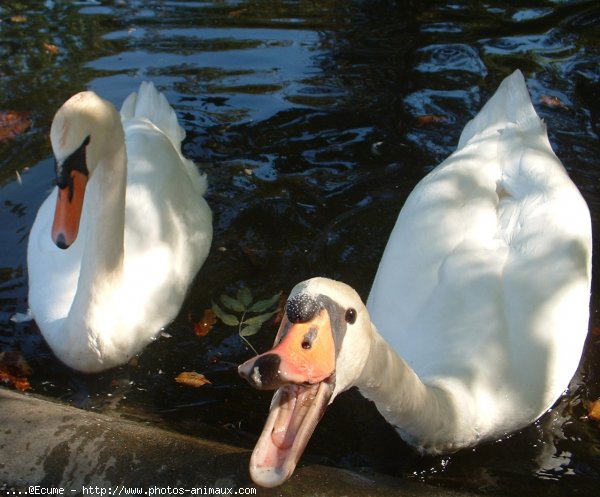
left=27, top=82, right=212, bottom=372
left=238, top=70, right=592, bottom=487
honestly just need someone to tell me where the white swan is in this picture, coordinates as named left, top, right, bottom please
left=27, top=82, right=212, bottom=373
left=238, top=70, right=592, bottom=487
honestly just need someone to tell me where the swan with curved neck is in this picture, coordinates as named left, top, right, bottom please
left=28, top=82, right=212, bottom=372
left=238, top=70, right=592, bottom=487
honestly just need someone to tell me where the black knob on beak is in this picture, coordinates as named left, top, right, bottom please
left=286, top=293, right=319, bottom=323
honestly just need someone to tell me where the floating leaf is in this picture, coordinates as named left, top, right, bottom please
left=540, top=95, right=569, bottom=110
left=589, top=399, right=600, bottom=423
left=249, top=292, right=282, bottom=313
left=0, top=110, right=32, bottom=143
left=415, top=114, right=448, bottom=127
left=220, top=293, right=246, bottom=313
left=210, top=287, right=281, bottom=351
left=0, top=351, right=32, bottom=391
left=194, top=308, right=217, bottom=337
left=244, top=310, right=278, bottom=327
left=175, top=371, right=211, bottom=388
left=212, top=302, right=239, bottom=326
left=43, top=42, right=60, bottom=55
left=240, top=323, right=261, bottom=337
left=237, top=287, right=252, bottom=307
left=228, top=8, right=247, bottom=17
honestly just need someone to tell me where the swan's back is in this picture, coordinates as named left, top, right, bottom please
left=118, top=82, right=212, bottom=342
left=367, top=70, right=592, bottom=444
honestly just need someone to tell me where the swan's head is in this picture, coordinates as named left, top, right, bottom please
left=238, top=277, right=372, bottom=487
left=49, top=90, right=123, bottom=249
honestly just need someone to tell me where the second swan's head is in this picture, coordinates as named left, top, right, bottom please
left=238, top=277, right=373, bottom=487
left=49, top=91, right=124, bottom=249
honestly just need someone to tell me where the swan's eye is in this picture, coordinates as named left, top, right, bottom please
left=345, top=308, right=357, bottom=324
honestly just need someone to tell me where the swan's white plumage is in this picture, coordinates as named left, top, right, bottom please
left=362, top=70, right=592, bottom=451
left=27, top=82, right=212, bottom=372
left=240, top=71, right=592, bottom=488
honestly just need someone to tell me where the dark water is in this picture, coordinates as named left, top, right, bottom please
left=1, top=0, right=599, bottom=494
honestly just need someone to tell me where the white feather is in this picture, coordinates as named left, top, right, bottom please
left=27, top=83, right=212, bottom=372
left=318, top=70, right=591, bottom=452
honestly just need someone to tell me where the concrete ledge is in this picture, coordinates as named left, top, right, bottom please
left=0, top=387, right=473, bottom=496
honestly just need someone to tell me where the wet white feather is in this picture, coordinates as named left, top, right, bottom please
left=27, top=83, right=212, bottom=372
left=307, top=70, right=592, bottom=453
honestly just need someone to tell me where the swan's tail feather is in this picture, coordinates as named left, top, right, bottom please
left=120, top=81, right=186, bottom=151
left=121, top=82, right=208, bottom=196
left=457, top=70, right=542, bottom=149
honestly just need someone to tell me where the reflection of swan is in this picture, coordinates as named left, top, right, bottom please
left=27, top=82, right=212, bottom=373
left=239, top=70, right=592, bottom=487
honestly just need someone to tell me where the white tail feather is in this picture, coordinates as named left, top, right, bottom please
left=120, top=82, right=207, bottom=196
left=457, top=70, right=541, bottom=149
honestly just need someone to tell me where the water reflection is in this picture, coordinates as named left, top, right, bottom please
left=0, top=0, right=599, bottom=495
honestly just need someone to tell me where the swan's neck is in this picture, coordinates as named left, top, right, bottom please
left=355, top=326, right=455, bottom=451
left=69, top=145, right=127, bottom=330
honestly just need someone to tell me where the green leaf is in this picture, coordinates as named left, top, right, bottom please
left=220, top=293, right=246, bottom=312
left=211, top=302, right=239, bottom=327
left=243, top=310, right=277, bottom=327
left=240, top=323, right=261, bottom=337
left=237, top=287, right=253, bottom=307
left=249, top=292, right=281, bottom=313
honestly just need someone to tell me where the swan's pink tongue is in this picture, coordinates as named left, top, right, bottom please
left=238, top=307, right=338, bottom=487
left=272, top=387, right=301, bottom=449
left=249, top=381, right=334, bottom=488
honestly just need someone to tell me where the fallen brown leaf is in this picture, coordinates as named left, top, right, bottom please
left=228, top=8, right=247, bottom=17
left=43, top=42, right=60, bottom=55
left=588, top=399, right=600, bottom=423
left=0, top=110, right=32, bottom=143
left=540, top=95, right=569, bottom=110
left=175, top=371, right=212, bottom=388
left=194, top=308, right=217, bottom=337
left=0, top=351, right=32, bottom=391
left=415, top=114, right=448, bottom=128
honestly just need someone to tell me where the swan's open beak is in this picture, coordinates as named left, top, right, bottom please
left=51, top=169, right=88, bottom=249
left=238, top=310, right=336, bottom=487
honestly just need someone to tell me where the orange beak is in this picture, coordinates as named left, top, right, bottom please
left=270, top=309, right=336, bottom=385
left=239, top=310, right=336, bottom=389
left=238, top=307, right=337, bottom=487
left=51, top=169, right=88, bottom=249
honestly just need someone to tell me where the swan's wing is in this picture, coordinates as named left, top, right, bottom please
left=121, top=82, right=207, bottom=196
left=120, top=81, right=185, bottom=151
left=119, top=117, right=212, bottom=333
left=367, top=70, right=591, bottom=430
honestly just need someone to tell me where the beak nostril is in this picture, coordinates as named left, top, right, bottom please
left=301, top=327, right=317, bottom=350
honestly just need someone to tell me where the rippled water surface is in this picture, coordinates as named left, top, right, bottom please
left=1, top=1, right=599, bottom=495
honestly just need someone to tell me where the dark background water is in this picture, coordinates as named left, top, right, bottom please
left=1, top=1, right=599, bottom=495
